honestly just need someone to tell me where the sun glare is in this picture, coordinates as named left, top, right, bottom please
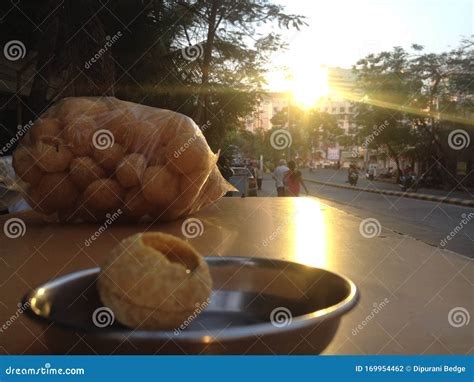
left=266, top=64, right=329, bottom=109
left=290, top=65, right=329, bottom=108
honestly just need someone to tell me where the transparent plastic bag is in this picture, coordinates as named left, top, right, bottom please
left=9, top=97, right=235, bottom=222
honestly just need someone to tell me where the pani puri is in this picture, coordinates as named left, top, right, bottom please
left=97, top=232, right=212, bottom=329
left=34, top=137, right=74, bottom=173
left=63, top=117, right=97, bottom=156
left=83, top=178, right=124, bottom=211
left=30, top=118, right=62, bottom=142
left=69, top=157, right=106, bottom=190
left=36, top=172, right=79, bottom=213
left=12, top=146, right=43, bottom=185
left=142, top=166, right=179, bottom=206
left=116, top=153, right=147, bottom=188
left=93, top=143, right=125, bottom=171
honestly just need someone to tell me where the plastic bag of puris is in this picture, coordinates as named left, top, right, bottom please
left=11, top=97, right=234, bottom=222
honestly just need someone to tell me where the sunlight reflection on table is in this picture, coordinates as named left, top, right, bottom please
left=290, top=197, right=328, bottom=268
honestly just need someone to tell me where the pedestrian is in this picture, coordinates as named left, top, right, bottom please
left=256, top=164, right=264, bottom=191
left=284, top=160, right=309, bottom=196
left=272, top=159, right=289, bottom=197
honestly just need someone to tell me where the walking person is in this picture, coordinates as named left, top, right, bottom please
left=284, top=160, right=309, bottom=196
left=272, top=159, right=289, bottom=197
left=256, top=164, right=264, bottom=191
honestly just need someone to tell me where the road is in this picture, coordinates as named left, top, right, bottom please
left=257, top=171, right=474, bottom=258
left=302, top=168, right=474, bottom=200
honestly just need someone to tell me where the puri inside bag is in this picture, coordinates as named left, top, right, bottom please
left=10, top=97, right=234, bottom=222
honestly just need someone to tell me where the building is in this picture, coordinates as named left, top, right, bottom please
left=245, top=92, right=289, bottom=132
left=315, top=67, right=360, bottom=135
left=247, top=67, right=361, bottom=135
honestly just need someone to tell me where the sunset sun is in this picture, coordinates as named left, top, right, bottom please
left=290, top=65, right=329, bottom=108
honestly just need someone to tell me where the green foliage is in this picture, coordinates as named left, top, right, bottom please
left=3, top=0, right=305, bottom=152
left=352, top=37, right=474, bottom=177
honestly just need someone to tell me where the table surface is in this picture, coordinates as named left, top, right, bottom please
left=0, top=197, right=472, bottom=355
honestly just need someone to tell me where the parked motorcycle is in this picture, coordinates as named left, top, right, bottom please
left=399, top=174, right=418, bottom=192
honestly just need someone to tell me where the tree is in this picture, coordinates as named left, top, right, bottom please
left=353, top=46, right=431, bottom=178
left=269, top=105, right=341, bottom=162
left=352, top=39, right=473, bottom=182
left=1, top=0, right=305, bottom=154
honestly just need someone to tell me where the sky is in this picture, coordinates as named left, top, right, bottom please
left=266, top=0, right=473, bottom=93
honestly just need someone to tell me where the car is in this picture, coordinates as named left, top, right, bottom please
left=229, top=167, right=258, bottom=197
left=320, top=160, right=332, bottom=169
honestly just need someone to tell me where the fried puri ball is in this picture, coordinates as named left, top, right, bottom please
left=29, top=118, right=62, bottom=142
left=97, top=232, right=212, bottom=329
left=65, top=193, right=107, bottom=223
left=148, top=146, right=167, bottom=166
left=166, top=132, right=211, bottom=174
left=93, top=143, right=125, bottom=171
left=128, top=121, right=160, bottom=155
left=94, top=109, right=134, bottom=147
left=54, top=97, right=109, bottom=121
left=63, top=117, right=97, bottom=156
left=124, top=187, right=152, bottom=219
left=12, top=146, right=43, bottom=185
left=152, top=113, right=193, bottom=142
left=142, top=166, right=179, bottom=206
left=69, top=157, right=106, bottom=189
left=116, top=153, right=147, bottom=188
left=35, top=172, right=79, bottom=213
left=83, top=179, right=124, bottom=211
left=24, top=187, right=48, bottom=214
left=34, top=137, right=74, bottom=173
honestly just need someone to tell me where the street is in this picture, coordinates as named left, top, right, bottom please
left=257, top=171, right=474, bottom=258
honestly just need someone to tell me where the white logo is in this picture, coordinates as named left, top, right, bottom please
left=181, top=43, right=204, bottom=61
left=270, top=129, right=292, bottom=150
left=3, top=218, right=26, bottom=239
left=4, top=40, right=26, bottom=61
left=448, top=129, right=470, bottom=150
left=270, top=307, right=292, bottom=328
left=359, top=218, right=381, bottom=238
left=181, top=218, right=204, bottom=239
left=92, top=307, right=115, bottom=328
left=448, top=307, right=470, bottom=328
left=92, top=129, right=114, bottom=150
